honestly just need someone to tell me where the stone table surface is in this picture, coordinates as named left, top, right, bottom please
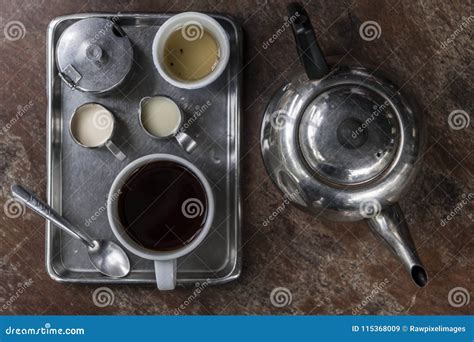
left=0, top=0, right=472, bottom=315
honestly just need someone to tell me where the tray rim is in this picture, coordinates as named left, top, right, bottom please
left=46, top=12, right=242, bottom=285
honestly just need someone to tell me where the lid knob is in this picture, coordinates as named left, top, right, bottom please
left=336, top=118, right=368, bottom=149
left=85, top=43, right=104, bottom=67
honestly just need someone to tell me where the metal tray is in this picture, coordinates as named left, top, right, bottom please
left=46, top=13, right=241, bottom=284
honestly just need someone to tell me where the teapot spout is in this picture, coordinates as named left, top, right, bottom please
left=368, top=204, right=428, bottom=287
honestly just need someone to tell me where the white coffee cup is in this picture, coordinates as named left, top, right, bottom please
left=107, top=154, right=215, bottom=290
left=152, top=12, right=230, bottom=89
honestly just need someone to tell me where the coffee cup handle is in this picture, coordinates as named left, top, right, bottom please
left=154, top=259, right=177, bottom=290
left=175, top=132, right=197, bottom=153
left=105, top=140, right=126, bottom=161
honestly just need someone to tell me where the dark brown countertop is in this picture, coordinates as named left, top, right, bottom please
left=0, top=0, right=472, bottom=315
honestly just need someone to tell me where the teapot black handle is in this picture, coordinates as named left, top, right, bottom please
left=288, top=2, right=329, bottom=80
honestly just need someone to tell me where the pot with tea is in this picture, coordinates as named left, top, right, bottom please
left=261, top=3, right=428, bottom=286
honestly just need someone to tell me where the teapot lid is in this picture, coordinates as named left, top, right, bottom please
left=261, top=66, right=422, bottom=220
left=56, top=18, right=133, bottom=93
left=299, top=82, right=400, bottom=185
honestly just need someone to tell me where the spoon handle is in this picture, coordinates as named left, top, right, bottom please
left=11, top=184, right=95, bottom=248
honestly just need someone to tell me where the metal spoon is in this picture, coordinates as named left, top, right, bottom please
left=11, top=184, right=130, bottom=278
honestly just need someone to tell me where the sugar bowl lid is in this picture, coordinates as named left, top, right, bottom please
left=298, top=80, right=400, bottom=185
left=56, top=18, right=133, bottom=93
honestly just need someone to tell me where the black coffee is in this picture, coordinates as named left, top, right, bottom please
left=117, top=161, right=208, bottom=251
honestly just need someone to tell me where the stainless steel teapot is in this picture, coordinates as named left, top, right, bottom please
left=260, top=3, right=427, bottom=286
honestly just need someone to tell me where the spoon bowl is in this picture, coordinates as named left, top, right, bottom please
left=88, top=239, right=131, bottom=278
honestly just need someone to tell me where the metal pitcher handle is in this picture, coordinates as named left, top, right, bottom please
left=175, top=132, right=197, bottom=154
